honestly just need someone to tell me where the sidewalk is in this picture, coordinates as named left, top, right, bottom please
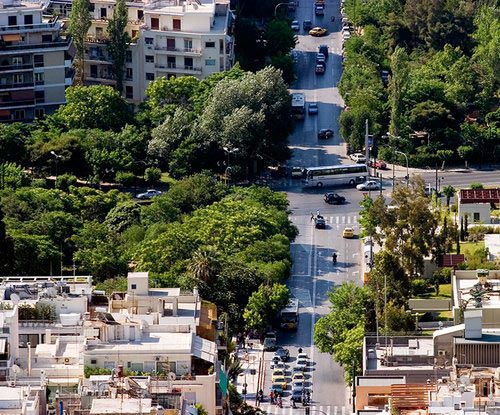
left=234, top=344, right=264, bottom=405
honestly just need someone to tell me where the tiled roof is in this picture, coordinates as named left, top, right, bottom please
left=459, top=188, right=500, bottom=204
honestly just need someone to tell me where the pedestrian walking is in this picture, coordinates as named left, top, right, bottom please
left=298, top=347, right=303, bottom=354
left=310, top=212, right=315, bottom=221
left=316, top=209, right=320, bottom=217
left=270, top=391, right=274, bottom=404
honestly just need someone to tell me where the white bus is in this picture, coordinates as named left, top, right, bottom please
left=302, top=164, right=368, bottom=188
left=280, top=298, right=299, bottom=330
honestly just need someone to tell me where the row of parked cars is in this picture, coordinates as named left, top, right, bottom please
left=270, top=348, right=310, bottom=401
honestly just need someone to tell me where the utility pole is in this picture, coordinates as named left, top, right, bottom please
left=365, top=119, right=369, bottom=168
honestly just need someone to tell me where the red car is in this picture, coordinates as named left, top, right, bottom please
left=369, top=160, right=387, bottom=169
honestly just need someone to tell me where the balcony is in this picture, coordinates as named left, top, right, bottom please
left=0, top=37, right=72, bottom=54
left=86, top=73, right=116, bottom=85
left=0, top=17, right=61, bottom=34
left=0, top=63, right=33, bottom=72
left=86, top=54, right=112, bottom=64
left=154, top=45, right=202, bottom=56
left=86, top=35, right=108, bottom=45
left=155, top=63, right=201, bottom=75
left=0, top=99, right=35, bottom=108
left=0, top=81, right=34, bottom=91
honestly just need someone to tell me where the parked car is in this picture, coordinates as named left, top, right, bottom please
left=308, top=103, right=318, bottom=114
left=275, top=347, right=290, bottom=362
left=303, top=20, right=313, bottom=30
left=324, top=192, right=346, bottom=204
left=291, top=366, right=303, bottom=376
left=342, top=227, right=355, bottom=239
left=349, top=153, right=366, bottom=163
left=315, top=63, right=326, bottom=74
left=356, top=180, right=380, bottom=191
left=273, top=376, right=288, bottom=389
left=315, top=216, right=326, bottom=229
left=270, top=356, right=284, bottom=370
left=292, top=380, right=305, bottom=392
left=292, top=372, right=305, bottom=383
left=369, top=159, right=387, bottom=169
left=309, top=27, right=328, bottom=36
left=318, top=44, right=329, bottom=59
left=270, top=383, right=284, bottom=396
left=291, top=389, right=303, bottom=402
left=136, top=189, right=162, bottom=199
left=317, top=128, right=334, bottom=139
left=272, top=370, right=286, bottom=382
left=291, top=20, right=300, bottom=31
left=295, top=357, right=308, bottom=371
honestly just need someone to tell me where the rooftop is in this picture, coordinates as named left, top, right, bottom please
left=89, top=397, right=152, bottom=414
left=455, top=277, right=500, bottom=308
left=459, top=188, right=500, bottom=204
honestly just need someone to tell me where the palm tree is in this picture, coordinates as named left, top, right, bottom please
left=187, top=246, right=221, bottom=284
left=442, top=185, right=456, bottom=207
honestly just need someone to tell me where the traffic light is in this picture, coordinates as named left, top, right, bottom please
left=305, top=407, right=310, bottom=415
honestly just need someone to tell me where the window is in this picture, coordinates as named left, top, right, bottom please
left=219, top=39, right=224, bottom=54
left=91, top=359, right=97, bottom=365
left=184, top=39, right=193, bottom=50
left=145, top=37, right=154, bottom=45
left=126, top=67, right=133, bottom=80
left=35, top=108, right=46, bottom=119
left=151, top=17, right=159, bottom=30
left=137, top=10, right=144, bottom=20
left=205, top=59, right=216, bottom=66
left=184, top=57, right=193, bottom=68
left=12, top=56, right=23, bottom=66
left=126, top=86, right=133, bottom=99
left=42, top=34, right=52, bottom=43
left=13, top=73, right=24, bottom=84
left=205, top=41, right=215, bottom=48
left=35, top=90, right=45, bottom=103
left=131, top=30, right=138, bottom=39
left=33, top=55, right=43, bottom=68
left=146, top=73, right=155, bottom=81
left=125, top=50, right=132, bottom=63
left=167, top=56, right=176, bottom=68
left=24, top=15, right=33, bottom=25
left=473, top=212, right=480, bottom=222
left=103, top=361, right=115, bottom=369
left=35, top=72, right=44, bottom=85
left=173, top=19, right=181, bottom=31
left=90, top=65, right=98, bottom=78
left=131, top=283, right=136, bottom=289
left=8, top=16, right=17, bottom=26
left=14, top=109, right=25, bottom=120
left=100, top=7, right=107, bottom=18
left=167, top=38, right=175, bottom=50
left=145, top=55, right=154, bottom=63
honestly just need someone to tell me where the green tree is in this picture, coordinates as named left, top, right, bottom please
left=187, top=245, right=222, bottom=284
left=0, top=205, right=14, bottom=275
left=457, top=145, right=474, bottom=166
left=107, top=0, right=131, bottom=93
left=265, top=19, right=297, bottom=57
left=104, top=200, right=141, bottom=233
left=52, top=86, right=132, bottom=131
left=68, top=0, right=91, bottom=84
left=144, top=167, right=161, bottom=185
left=389, top=47, right=409, bottom=137
left=442, top=185, right=456, bottom=207
left=243, top=283, right=289, bottom=331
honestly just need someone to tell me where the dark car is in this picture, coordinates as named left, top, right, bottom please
left=324, top=193, right=346, bottom=205
left=318, top=128, right=334, bottom=139
left=291, top=389, right=303, bottom=402
left=318, top=44, right=329, bottom=59
left=270, top=383, right=284, bottom=396
left=275, top=347, right=290, bottom=362
left=315, top=215, right=326, bottom=229
left=303, top=20, right=313, bottom=31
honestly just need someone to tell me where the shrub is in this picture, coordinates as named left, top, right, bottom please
left=144, top=167, right=162, bottom=185
left=115, top=171, right=136, bottom=186
left=470, top=183, right=484, bottom=189
left=433, top=268, right=452, bottom=284
left=411, top=279, right=429, bottom=296
left=55, top=174, right=77, bottom=192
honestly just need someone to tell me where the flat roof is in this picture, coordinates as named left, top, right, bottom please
left=455, top=332, right=500, bottom=344
left=485, top=234, right=500, bottom=261
left=89, top=398, right=152, bottom=414
left=367, top=338, right=435, bottom=371
left=455, top=278, right=500, bottom=308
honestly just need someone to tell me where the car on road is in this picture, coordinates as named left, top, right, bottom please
left=270, top=358, right=286, bottom=371
left=356, top=180, right=380, bottom=191
left=315, top=216, right=326, bottom=229
left=290, top=49, right=299, bottom=63
left=349, top=152, right=366, bottom=163
left=324, top=192, right=346, bottom=204
left=275, top=347, right=290, bottom=362
left=291, top=167, right=305, bottom=179
left=292, top=372, right=305, bottom=383
left=315, top=63, right=325, bottom=74
left=291, top=20, right=300, bottom=31
left=270, top=383, right=284, bottom=396
left=295, top=357, right=308, bottom=371
left=271, top=369, right=286, bottom=382
left=291, top=366, right=303, bottom=376
left=342, top=227, right=355, bottom=239
left=136, top=189, right=162, bottom=199
left=369, top=159, right=387, bottom=169
left=318, top=44, right=329, bottom=59
left=292, top=380, right=305, bottom=392
left=424, top=185, right=441, bottom=197
left=303, top=20, right=313, bottom=30
left=309, top=27, right=328, bottom=37
left=272, top=375, right=288, bottom=389
left=316, top=53, right=326, bottom=63
left=297, top=353, right=308, bottom=360
left=317, top=128, right=334, bottom=139
left=263, top=332, right=277, bottom=351
left=308, top=103, right=318, bottom=115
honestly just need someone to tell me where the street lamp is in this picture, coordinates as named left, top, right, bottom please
left=395, top=150, right=409, bottom=186
left=274, top=2, right=289, bottom=17
left=50, top=151, right=62, bottom=181
left=223, top=147, right=239, bottom=185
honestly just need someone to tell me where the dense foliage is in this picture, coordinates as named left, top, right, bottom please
left=0, top=172, right=296, bottom=331
left=339, top=0, right=500, bottom=166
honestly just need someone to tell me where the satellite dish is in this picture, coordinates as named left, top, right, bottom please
left=168, top=372, right=176, bottom=381
left=10, top=294, right=20, bottom=305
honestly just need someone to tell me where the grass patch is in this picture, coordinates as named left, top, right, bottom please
left=436, top=310, right=453, bottom=320
left=438, top=284, right=452, bottom=298
left=160, top=172, right=177, bottom=186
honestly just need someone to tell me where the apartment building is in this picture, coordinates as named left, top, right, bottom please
left=0, top=0, right=73, bottom=122
left=49, top=0, right=235, bottom=104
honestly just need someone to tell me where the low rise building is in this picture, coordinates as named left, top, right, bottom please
left=457, top=188, right=500, bottom=225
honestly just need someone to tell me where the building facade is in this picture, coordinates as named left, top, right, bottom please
left=0, top=0, right=73, bottom=122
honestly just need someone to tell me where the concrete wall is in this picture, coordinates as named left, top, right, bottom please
left=458, top=203, right=491, bottom=224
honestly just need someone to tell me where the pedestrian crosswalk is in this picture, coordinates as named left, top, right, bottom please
left=258, top=404, right=351, bottom=415
left=316, top=215, right=358, bottom=225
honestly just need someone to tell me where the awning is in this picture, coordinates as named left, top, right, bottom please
left=2, top=34, right=22, bottom=42
left=192, top=334, right=217, bottom=364
left=0, top=338, right=6, bottom=353
left=47, top=377, right=81, bottom=386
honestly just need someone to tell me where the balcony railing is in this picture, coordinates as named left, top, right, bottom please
left=86, top=54, right=111, bottom=62
left=0, top=81, right=34, bottom=90
left=0, top=63, right=33, bottom=72
left=86, top=36, right=108, bottom=44
left=0, top=99, right=35, bottom=108
left=154, top=45, right=201, bottom=54
left=155, top=63, right=201, bottom=72
left=0, top=16, right=60, bottom=33
left=0, top=37, right=71, bottom=52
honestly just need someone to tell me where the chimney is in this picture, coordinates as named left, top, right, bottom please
left=464, top=309, right=482, bottom=339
